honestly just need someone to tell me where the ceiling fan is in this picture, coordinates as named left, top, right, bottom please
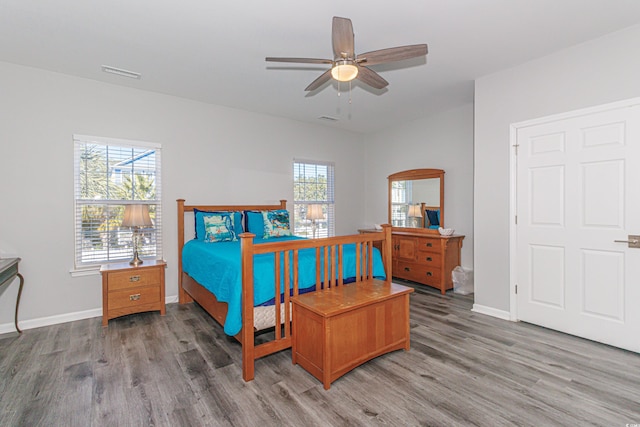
left=265, top=16, right=428, bottom=91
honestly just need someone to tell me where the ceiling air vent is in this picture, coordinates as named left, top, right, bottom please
left=318, top=116, right=338, bottom=122
left=101, top=65, right=141, bottom=79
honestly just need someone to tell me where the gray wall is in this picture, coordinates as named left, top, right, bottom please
left=363, top=104, right=475, bottom=269
left=0, top=61, right=367, bottom=331
left=474, top=24, right=640, bottom=315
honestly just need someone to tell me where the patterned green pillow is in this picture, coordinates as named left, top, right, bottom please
left=203, top=213, right=237, bottom=242
left=262, top=209, right=292, bottom=238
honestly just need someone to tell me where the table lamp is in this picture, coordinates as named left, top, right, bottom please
left=121, top=204, right=153, bottom=266
left=408, top=204, right=422, bottom=228
left=306, top=204, right=324, bottom=238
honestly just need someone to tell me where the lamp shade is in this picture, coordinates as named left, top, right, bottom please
left=407, top=205, right=422, bottom=218
left=121, top=204, right=153, bottom=228
left=306, top=204, right=324, bottom=221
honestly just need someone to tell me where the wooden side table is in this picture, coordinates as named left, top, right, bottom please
left=100, top=260, right=166, bottom=326
left=0, top=258, right=24, bottom=333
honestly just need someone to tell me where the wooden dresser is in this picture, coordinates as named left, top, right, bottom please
left=391, top=230, right=464, bottom=294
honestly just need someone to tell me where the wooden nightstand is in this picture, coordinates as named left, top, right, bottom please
left=100, top=260, right=166, bottom=326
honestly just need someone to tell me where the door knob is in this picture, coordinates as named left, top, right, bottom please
left=614, top=235, right=640, bottom=248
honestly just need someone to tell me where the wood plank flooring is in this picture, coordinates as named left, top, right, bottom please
left=1, top=283, right=639, bottom=426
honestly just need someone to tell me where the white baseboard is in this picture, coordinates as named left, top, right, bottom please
left=0, top=295, right=179, bottom=334
left=471, top=303, right=512, bottom=321
left=0, top=307, right=102, bottom=334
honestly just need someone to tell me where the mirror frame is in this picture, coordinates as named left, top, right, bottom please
left=388, top=168, right=445, bottom=234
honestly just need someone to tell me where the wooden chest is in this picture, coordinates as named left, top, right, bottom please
left=291, top=280, right=413, bottom=390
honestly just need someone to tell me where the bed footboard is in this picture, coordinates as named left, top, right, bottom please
left=239, top=225, right=392, bottom=381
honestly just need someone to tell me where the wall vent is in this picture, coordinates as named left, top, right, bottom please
left=318, top=116, right=339, bottom=122
left=101, top=65, right=141, bottom=79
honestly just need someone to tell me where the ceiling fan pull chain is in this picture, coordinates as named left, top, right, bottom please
left=349, top=80, right=352, bottom=104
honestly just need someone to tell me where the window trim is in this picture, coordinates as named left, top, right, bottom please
left=72, top=135, right=162, bottom=271
left=292, top=159, right=335, bottom=238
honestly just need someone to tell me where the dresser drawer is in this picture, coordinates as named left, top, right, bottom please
left=396, top=261, right=442, bottom=285
left=417, top=238, right=440, bottom=254
left=107, top=268, right=161, bottom=291
left=108, top=285, right=161, bottom=310
left=416, top=252, right=442, bottom=267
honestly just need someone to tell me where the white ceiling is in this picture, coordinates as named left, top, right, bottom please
left=2, top=0, right=640, bottom=133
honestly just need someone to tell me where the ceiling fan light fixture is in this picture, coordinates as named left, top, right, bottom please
left=331, top=60, right=358, bottom=82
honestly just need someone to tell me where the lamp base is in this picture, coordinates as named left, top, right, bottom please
left=129, top=251, right=144, bottom=266
left=129, top=228, right=144, bottom=266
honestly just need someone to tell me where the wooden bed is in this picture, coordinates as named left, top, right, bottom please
left=177, top=199, right=393, bottom=382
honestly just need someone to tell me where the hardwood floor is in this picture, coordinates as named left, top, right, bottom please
left=1, top=283, right=639, bottom=426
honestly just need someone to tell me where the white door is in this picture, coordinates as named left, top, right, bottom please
left=515, top=99, right=640, bottom=353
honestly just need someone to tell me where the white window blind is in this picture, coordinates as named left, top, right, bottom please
left=391, top=180, right=412, bottom=227
left=293, top=159, right=335, bottom=238
left=73, top=135, right=162, bottom=268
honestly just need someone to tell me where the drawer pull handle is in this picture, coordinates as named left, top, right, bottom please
left=129, top=275, right=141, bottom=282
left=426, top=257, right=433, bottom=262
left=130, top=293, right=141, bottom=301
left=426, top=243, right=433, bottom=247
left=404, top=267, right=411, bottom=271
left=426, top=272, right=433, bottom=277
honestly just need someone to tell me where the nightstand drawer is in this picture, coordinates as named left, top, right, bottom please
left=108, top=285, right=161, bottom=310
left=108, top=269, right=161, bottom=291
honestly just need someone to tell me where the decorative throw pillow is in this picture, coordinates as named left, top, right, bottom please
left=244, top=211, right=265, bottom=238
left=426, top=209, right=440, bottom=227
left=203, top=213, right=237, bottom=242
left=262, top=209, right=292, bottom=238
left=195, top=209, right=243, bottom=240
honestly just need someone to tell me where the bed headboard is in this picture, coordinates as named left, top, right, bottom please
left=177, top=198, right=287, bottom=244
left=176, top=199, right=288, bottom=296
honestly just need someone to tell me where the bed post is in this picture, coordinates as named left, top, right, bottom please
left=240, top=232, right=256, bottom=381
left=177, top=199, right=192, bottom=304
left=381, top=224, right=392, bottom=281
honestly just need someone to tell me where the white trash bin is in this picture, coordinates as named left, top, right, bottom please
left=452, top=266, right=474, bottom=295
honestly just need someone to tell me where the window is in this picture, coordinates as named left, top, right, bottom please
left=73, top=135, right=162, bottom=269
left=293, top=160, right=335, bottom=238
left=391, top=180, right=412, bottom=227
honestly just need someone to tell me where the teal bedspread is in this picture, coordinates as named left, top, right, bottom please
left=182, top=236, right=385, bottom=335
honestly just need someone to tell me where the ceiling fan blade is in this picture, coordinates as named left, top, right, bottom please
left=358, top=44, right=428, bottom=66
left=266, top=57, right=333, bottom=64
left=305, top=69, right=333, bottom=91
left=356, top=66, right=389, bottom=89
left=332, top=17, right=354, bottom=59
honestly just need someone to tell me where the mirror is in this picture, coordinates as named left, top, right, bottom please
left=388, top=169, right=445, bottom=233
